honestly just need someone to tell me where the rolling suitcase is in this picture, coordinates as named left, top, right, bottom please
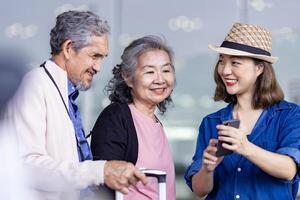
left=115, top=169, right=166, bottom=200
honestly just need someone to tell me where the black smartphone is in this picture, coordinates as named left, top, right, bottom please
left=215, top=119, right=240, bottom=157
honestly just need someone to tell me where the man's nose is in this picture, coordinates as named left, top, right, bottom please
left=93, top=60, right=102, bottom=73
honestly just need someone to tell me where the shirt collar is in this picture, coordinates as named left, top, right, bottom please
left=207, top=100, right=290, bottom=121
left=67, top=79, right=79, bottom=101
left=207, top=103, right=234, bottom=122
left=265, top=100, right=291, bottom=118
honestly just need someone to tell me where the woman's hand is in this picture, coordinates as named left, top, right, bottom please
left=216, top=124, right=250, bottom=156
left=192, top=139, right=223, bottom=197
left=202, top=139, right=224, bottom=172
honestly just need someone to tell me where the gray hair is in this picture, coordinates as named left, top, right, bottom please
left=106, top=35, right=175, bottom=114
left=50, top=10, right=110, bottom=55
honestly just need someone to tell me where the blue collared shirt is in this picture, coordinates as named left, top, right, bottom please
left=185, top=100, right=300, bottom=200
left=67, top=80, right=93, bottom=161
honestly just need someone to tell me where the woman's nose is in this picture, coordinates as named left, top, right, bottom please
left=221, top=63, right=232, bottom=75
left=154, top=72, right=165, bottom=84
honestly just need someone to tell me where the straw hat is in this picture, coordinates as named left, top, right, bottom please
left=208, top=23, right=278, bottom=63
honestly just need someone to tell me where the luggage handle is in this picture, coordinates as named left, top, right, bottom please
left=115, top=168, right=166, bottom=200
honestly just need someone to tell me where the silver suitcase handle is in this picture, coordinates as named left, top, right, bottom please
left=115, top=169, right=166, bottom=200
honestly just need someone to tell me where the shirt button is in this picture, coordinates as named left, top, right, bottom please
left=237, top=167, right=242, bottom=172
left=236, top=194, right=240, bottom=199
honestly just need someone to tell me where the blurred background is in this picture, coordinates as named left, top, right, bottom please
left=1, top=0, right=300, bottom=199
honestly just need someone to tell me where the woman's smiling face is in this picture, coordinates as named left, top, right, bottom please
left=217, top=54, right=263, bottom=97
left=127, top=49, right=175, bottom=108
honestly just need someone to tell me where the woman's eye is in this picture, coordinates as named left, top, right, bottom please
left=145, top=71, right=154, bottom=74
left=218, top=60, right=224, bottom=65
left=232, top=61, right=241, bottom=65
left=163, top=69, right=170, bottom=73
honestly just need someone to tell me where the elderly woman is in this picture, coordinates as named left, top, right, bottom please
left=184, top=23, right=300, bottom=200
left=91, top=35, right=176, bottom=200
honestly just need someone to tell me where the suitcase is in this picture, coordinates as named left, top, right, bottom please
left=115, top=169, right=166, bottom=200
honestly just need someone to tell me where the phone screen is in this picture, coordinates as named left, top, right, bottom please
left=215, top=119, right=240, bottom=157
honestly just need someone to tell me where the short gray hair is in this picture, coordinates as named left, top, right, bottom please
left=50, top=10, right=110, bottom=55
left=106, top=35, right=175, bottom=114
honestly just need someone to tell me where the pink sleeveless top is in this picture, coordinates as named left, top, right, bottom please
left=123, top=104, right=176, bottom=200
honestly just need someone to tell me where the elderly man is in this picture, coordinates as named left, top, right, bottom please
left=5, top=10, right=147, bottom=200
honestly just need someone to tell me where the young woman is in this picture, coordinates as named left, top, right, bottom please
left=185, top=23, right=300, bottom=200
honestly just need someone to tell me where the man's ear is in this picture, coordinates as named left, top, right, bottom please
left=61, top=40, right=73, bottom=59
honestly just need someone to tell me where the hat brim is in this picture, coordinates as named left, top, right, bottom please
left=208, top=44, right=278, bottom=64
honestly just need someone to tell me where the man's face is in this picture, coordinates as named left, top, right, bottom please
left=66, top=35, right=108, bottom=91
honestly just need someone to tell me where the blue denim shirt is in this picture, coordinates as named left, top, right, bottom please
left=67, top=80, right=93, bottom=161
left=185, top=100, right=300, bottom=200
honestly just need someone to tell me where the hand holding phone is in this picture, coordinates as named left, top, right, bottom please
left=216, top=119, right=240, bottom=157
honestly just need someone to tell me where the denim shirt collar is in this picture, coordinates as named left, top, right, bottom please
left=67, top=80, right=79, bottom=101
left=207, top=103, right=235, bottom=123
left=208, top=100, right=291, bottom=122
